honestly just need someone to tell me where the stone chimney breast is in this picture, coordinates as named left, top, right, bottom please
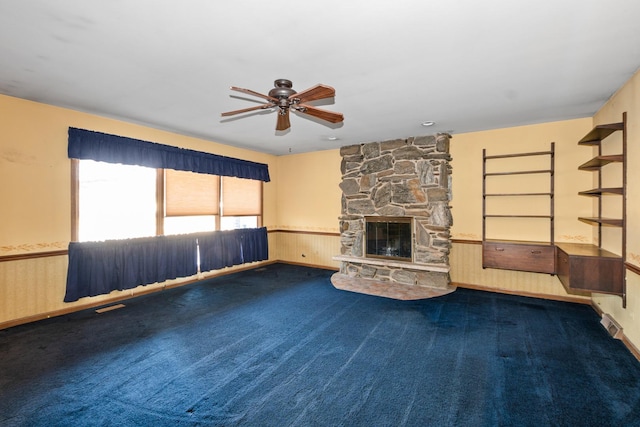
left=333, top=133, right=454, bottom=297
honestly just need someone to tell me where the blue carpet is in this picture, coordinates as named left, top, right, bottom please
left=1, top=263, right=639, bottom=426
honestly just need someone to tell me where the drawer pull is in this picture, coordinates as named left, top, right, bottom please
left=531, top=250, right=542, bottom=254
left=495, top=247, right=504, bottom=252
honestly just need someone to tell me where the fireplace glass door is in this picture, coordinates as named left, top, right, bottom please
left=365, top=217, right=412, bottom=261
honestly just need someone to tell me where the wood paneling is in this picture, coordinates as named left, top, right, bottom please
left=273, top=230, right=341, bottom=269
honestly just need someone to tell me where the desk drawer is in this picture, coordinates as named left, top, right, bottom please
left=483, top=241, right=555, bottom=274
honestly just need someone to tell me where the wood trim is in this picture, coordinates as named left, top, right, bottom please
left=451, top=239, right=482, bottom=245
left=277, top=260, right=340, bottom=271
left=70, top=158, right=79, bottom=242
left=621, top=334, right=640, bottom=362
left=1, top=226, right=339, bottom=262
left=0, top=250, right=68, bottom=262
left=626, top=262, right=640, bottom=276
left=258, top=181, right=263, bottom=228
left=453, top=281, right=591, bottom=305
left=156, top=168, right=165, bottom=236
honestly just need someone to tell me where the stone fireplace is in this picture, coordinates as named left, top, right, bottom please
left=331, top=134, right=455, bottom=299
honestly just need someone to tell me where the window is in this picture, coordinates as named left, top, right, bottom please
left=164, top=169, right=219, bottom=235
left=77, top=160, right=156, bottom=241
left=220, top=176, right=261, bottom=230
left=73, top=160, right=263, bottom=241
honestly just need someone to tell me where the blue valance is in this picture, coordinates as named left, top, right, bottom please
left=64, top=228, right=269, bottom=302
left=68, top=127, right=270, bottom=182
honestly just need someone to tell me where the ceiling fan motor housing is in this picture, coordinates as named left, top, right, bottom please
left=269, top=79, right=297, bottom=99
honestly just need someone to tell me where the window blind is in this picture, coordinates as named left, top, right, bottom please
left=165, top=169, right=220, bottom=216
left=222, top=176, right=262, bottom=216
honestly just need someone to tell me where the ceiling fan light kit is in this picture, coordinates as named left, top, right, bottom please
left=222, top=79, right=344, bottom=131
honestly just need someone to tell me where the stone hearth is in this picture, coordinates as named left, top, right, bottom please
left=331, top=134, right=455, bottom=299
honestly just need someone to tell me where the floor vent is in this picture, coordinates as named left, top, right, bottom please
left=95, top=303, right=126, bottom=314
left=600, top=313, right=623, bottom=339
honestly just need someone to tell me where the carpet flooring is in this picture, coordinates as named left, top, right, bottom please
left=1, top=263, right=639, bottom=426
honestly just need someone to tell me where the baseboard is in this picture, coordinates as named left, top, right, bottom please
left=621, top=335, right=640, bottom=362
left=276, top=260, right=339, bottom=271
left=1, top=259, right=340, bottom=330
left=453, top=281, right=591, bottom=305
left=590, top=302, right=640, bottom=363
left=0, top=260, right=279, bottom=331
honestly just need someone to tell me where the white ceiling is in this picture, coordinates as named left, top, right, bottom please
left=1, top=1, right=639, bottom=155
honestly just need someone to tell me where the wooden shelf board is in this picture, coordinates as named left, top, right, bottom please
left=579, top=188, right=623, bottom=196
left=485, top=169, right=552, bottom=176
left=484, top=192, right=552, bottom=197
left=578, top=217, right=623, bottom=227
left=485, top=214, right=553, bottom=219
left=578, top=122, right=623, bottom=145
left=556, top=242, right=622, bottom=259
left=484, top=239, right=554, bottom=246
left=578, top=155, right=624, bottom=170
left=484, top=150, right=553, bottom=160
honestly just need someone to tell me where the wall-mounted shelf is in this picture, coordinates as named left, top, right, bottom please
left=577, top=122, right=624, bottom=145
left=577, top=217, right=624, bottom=227
left=578, top=155, right=624, bottom=170
left=578, top=188, right=623, bottom=196
left=485, top=214, right=553, bottom=219
left=557, top=113, right=626, bottom=305
left=482, top=143, right=555, bottom=274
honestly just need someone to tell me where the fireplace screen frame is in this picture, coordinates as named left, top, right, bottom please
left=364, top=216, right=413, bottom=261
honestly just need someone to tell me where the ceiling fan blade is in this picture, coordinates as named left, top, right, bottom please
left=230, top=86, right=278, bottom=102
left=276, top=109, right=291, bottom=131
left=290, top=84, right=336, bottom=103
left=221, top=103, right=274, bottom=117
left=297, top=104, right=344, bottom=124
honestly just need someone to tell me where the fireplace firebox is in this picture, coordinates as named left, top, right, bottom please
left=365, top=217, right=412, bottom=261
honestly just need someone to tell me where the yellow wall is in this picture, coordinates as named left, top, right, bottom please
left=272, top=149, right=342, bottom=268
left=275, top=149, right=342, bottom=233
left=0, top=94, right=278, bottom=254
left=450, top=118, right=594, bottom=243
left=591, top=69, right=640, bottom=349
left=0, top=94, right=278, bottom=325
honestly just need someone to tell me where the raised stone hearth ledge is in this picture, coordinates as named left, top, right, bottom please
left=331, top=273, right=456, bottom=300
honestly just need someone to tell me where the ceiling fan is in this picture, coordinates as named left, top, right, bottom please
left=221, top=79, right=344, bottom=131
